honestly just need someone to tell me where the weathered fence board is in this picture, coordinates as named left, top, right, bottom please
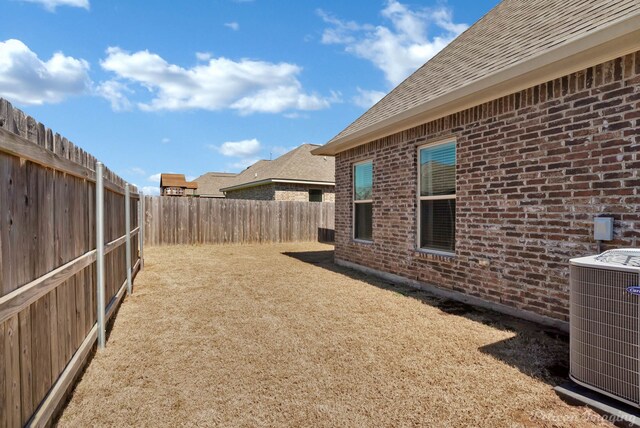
left=0, top=98, right=141, bottom=427
left=144, top=196, right=335, bottom=246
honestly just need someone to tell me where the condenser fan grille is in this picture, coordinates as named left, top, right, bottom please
left=570, top=264, right=640, bottom=406
left=595, top=249, right=640, bottom=267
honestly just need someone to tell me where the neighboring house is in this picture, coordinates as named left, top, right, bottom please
left=220, top=144, right=335, bottom=201
left=160, top=173, right=198, bottom=196
left=313, top=0, right=640, bottom=329
left=193, top=172, right=238, bottom=198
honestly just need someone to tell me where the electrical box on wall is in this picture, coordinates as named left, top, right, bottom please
left=594, top=216, right=614, bottom=241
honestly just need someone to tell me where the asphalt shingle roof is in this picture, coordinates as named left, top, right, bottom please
left=220, top=144, right=335, bottom=191
left=328, top=0, right=640, bottom=145
left=193, top=172, right=238, bottom=197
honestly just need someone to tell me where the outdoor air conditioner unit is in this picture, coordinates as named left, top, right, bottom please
left=570, top=249, right=640, bottom=407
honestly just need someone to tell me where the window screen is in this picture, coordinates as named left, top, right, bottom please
left=420, top=143, right=456, bottom=197
left=354, top=203, right=373, bottom=241
left=420, top=199, right=455, bottom=252
left=419, top=142, right=456, bottom=252
left=354, top=162, right=373, bottom=200
left=354, top=161, right=373, bottom=241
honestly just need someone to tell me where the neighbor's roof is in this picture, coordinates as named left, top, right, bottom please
left=314, top=0, right=640, bottom=155
left=193, top=172, right=238, bottom=197
left=160, top=173, right=198, bottom=189
left=220, top=144, right=335, bottom=192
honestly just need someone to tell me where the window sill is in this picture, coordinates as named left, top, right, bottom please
left=414, top=248, right=456, bottom=259
left=352, top=238, right=374, bottom=245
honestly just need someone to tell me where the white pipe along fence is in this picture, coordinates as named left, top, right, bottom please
left=0, top=97, right=145, bottom=427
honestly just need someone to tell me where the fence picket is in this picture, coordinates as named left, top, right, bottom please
left=143, top=196, right=334, bottom=246
left=0, top=98, right=142, bottom=427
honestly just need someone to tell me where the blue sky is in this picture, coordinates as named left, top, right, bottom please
left=0, top=0, right=498, bottom=194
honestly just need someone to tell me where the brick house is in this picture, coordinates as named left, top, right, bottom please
left=313, top=0, right=640, bottom=330
left=221, top=144, right=335, bottom=201
left=160, top=173, right=198, bottom=197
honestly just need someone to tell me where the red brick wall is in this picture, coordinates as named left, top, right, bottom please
left=334, top=52, right=640, bottom=322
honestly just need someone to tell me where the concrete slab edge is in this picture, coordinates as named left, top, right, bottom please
left=554, top=382, right=640, bottom=428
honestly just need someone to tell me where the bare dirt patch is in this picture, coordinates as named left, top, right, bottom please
left=56, top=243, right=610, bottom=427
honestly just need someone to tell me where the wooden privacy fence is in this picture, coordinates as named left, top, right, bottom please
left=144, top=196, right=335, bottom=246
left=0, top=99, right=144, bottom=427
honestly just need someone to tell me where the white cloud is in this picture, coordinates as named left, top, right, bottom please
left=99, top=47, right=335, bottom=114
left=130, top=167, right=146, bottom=175
left=283, top=112, right=308, bottom=119
left=148, top=173, right=163, bottom=183
left=319, top=1, right=467, bottom=86
left=96, top=80, right=132, bottom=111
left=161, top=137, right=170, bottom=144
left=19, top=0, right=89, bottom=11
left=230, top=85, right=331, bottom=115
left=196, top=52, right=212, bottom=61
left=224, top=22, right=240, bottom=31
left=210, top=138, right=263, bottom=171
left=229, top=158, right=258, bottom=170
left=140, top=185, right=160, bottom=196
left=353, top=87, right=386, bottom=108
left=317, top=10, right=374, bottom=45
left=214, top=138, right=261, bottom=157
left=0, top=39, right=90, bottom=105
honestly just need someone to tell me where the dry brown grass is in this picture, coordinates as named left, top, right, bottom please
left=57, top=243, right=611, bottom=427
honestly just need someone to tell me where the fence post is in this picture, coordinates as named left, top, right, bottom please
left=139, top=193, right=144, bottom=269
left=96, top=162, right=106, bottom=350
left=125, top=183, right=132, bottom=296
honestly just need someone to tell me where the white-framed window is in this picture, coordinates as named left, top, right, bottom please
left=417, top=139, right=456, bottom=254
left=353, top=160, right=373, bottom=241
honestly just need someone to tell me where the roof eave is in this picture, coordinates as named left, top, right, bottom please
left=220, top=178, right=335, bottom=193
left=312, top=14, right=640, bottom=156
